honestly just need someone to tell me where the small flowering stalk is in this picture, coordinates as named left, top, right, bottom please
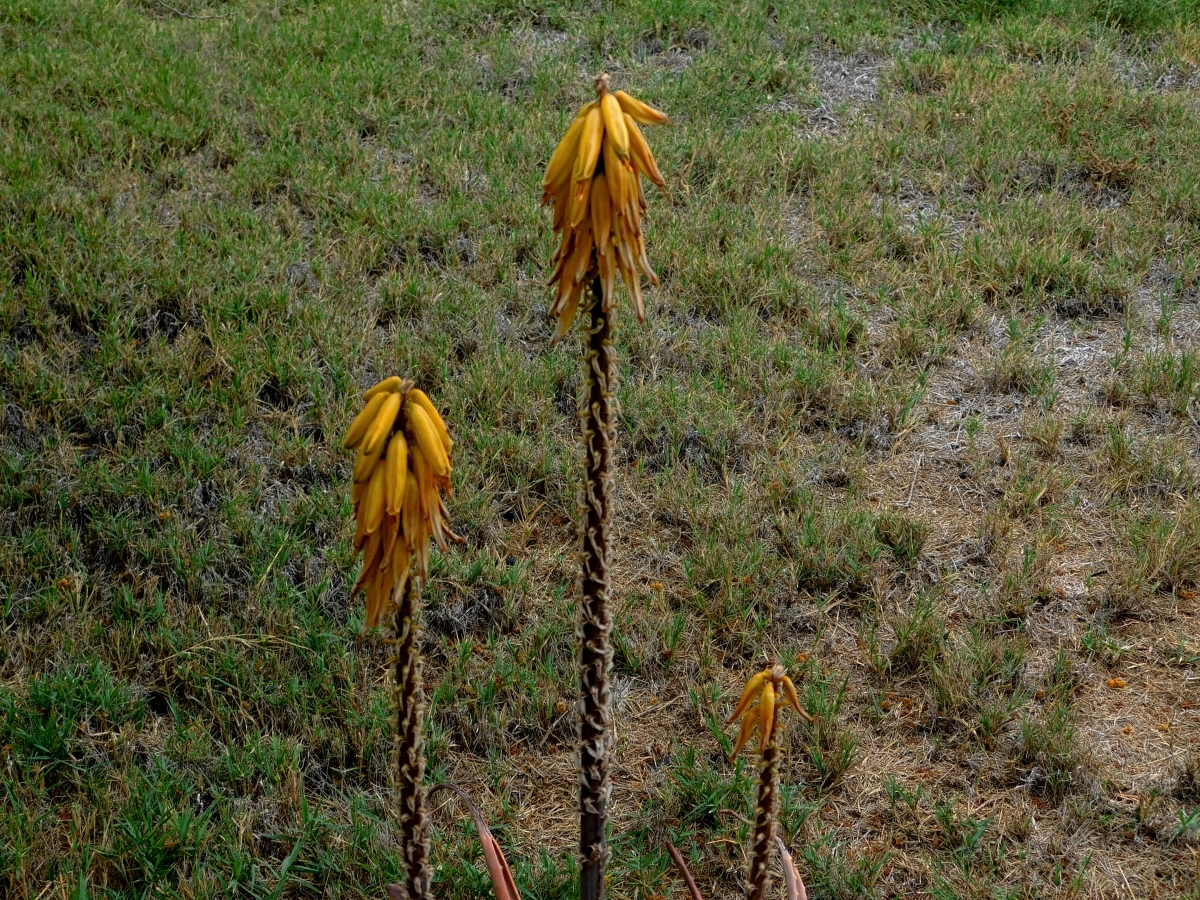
left=727, top=664, right=813, bottom=900
left=343, top=377, right=461, bottom=900
left=541, top=75, right=669, bottom=900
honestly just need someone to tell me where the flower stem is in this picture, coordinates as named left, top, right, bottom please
left=747, top=735, right=779, bottom=900
left=579, top=276, right=615, bottom=900
left=393, top=577, right=432, bottom=900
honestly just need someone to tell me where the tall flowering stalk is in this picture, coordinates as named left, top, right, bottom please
left=342, top=377, right=459, bottom=900
left=541, top=75, right=669, bottom=900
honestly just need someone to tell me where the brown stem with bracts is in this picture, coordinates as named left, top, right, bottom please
left=578, top=276, right=615, bottom=900
left=392, top=577, right=432, bottom=900
left=747, top=735, right=779, bottom=900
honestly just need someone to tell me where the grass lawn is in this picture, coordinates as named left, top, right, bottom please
left=4, top=0, right=1200, bottom=896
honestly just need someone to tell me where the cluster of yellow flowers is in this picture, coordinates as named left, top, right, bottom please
left=342, top=377, right=459, bottom=629
left=727, top=663, right=813, bottom=758
left=542, top=73, right=669, bottom=342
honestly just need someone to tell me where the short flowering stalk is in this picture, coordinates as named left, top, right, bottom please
left=727, top=664, right=813, bottom=900
left=343, top=378, right=461, bottom=900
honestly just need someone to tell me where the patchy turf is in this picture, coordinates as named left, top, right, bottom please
left=3, top=0, right=1200, bottom=897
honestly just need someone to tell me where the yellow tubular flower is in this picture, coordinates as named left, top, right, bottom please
left=613, top=89, right=670, bottom=126
left=411, top=444, right=434, bottom=518
left=381, top=512, right=400, bottom=566
left=602, top=136, right=628, bottom=215
left=591, top=174, right=613, bottom=262
left=726, top=671, right=769, bottom=725
left=779, top=675, right=813, bottom=723
left=731, top=703, right=760, bottom=760
left=625, top=114, right=665, bottom=188
left=550, top=177, right=571, bottom=232
left=407, top=389, right=453, bottom=452
left=543, top=109, right=590, bottom=199
left=758, top=682, right=775, bottom=754
left=402, top=470, right=420, bottom=550
left=363, top=375, right=403, bottom=401
left=571, top=105, right=604, bottom=193
left=385, top=432, right=408, bottom=516
left=344, top=392, right=389, bottom=450
left=365, top=561, right=390, bottom=632
left=363, top=391, right=402, bottom=456
left=550, top=290, right=582, bottom=346
left=542, top=73, right=667, bottom=341
left=599, top=90, right=629, bottom=159
left=363, top=461, right=387, bottom=534
left=406, top=403, right=450, bottom=479
left=563, top=215, right=594, bottom=290
left=354, top=438, right=385, bottom=483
